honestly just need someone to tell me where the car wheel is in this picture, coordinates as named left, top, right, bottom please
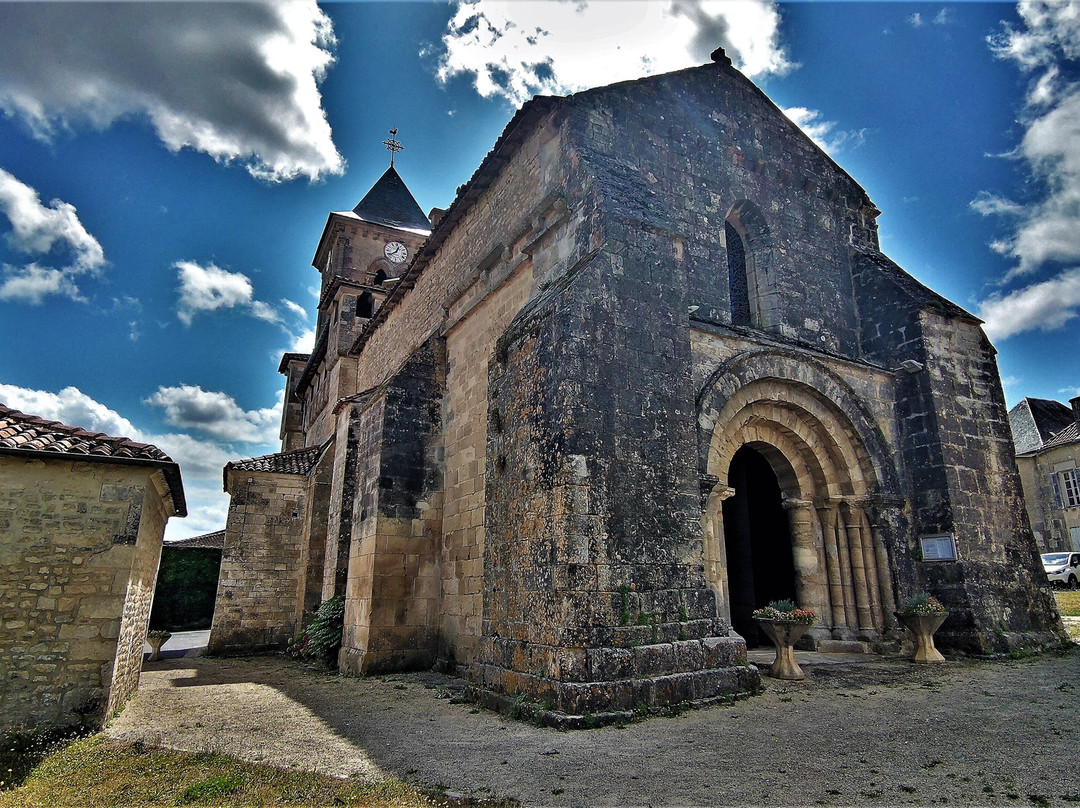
left=1069, top=576, right=1079, bottom=591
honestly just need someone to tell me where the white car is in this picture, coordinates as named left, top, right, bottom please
left=1042, top=552, right=1080, bottom=589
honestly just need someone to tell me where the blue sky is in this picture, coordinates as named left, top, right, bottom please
left=1, top=1, right=1078, bottom=539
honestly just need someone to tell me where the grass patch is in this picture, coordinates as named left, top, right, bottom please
left=0, top=735, right=447, bottom=807
left=1055, top=591, right=1080, bottom=617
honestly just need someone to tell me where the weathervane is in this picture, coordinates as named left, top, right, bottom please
left=382, top=128, right=403, bottom=167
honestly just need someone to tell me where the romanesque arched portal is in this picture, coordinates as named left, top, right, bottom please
left=698, top=351, right=902, bottom=647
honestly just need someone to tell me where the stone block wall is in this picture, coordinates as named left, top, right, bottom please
left=1016, top=442, right=1080, bottom=552
left=852, top=253, right=1063, bottom=651
left=209, top=470, right=307, bottom=654
left=339, top=339, right=445, bottom=673
left=562, top=62, right=878, bottom=357
left=914, top=312, right=1062, bottom=650
left=0, top=457, right=169, bottom=731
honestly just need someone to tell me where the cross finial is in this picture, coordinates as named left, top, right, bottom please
left=382, top=128, right=403, bottom=167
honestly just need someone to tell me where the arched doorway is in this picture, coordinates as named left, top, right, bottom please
left=723, top=445, right=798, bottom=646
left=699, top=354, right=903, bottom=648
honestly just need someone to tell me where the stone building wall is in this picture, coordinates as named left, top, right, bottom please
left=1017, top=443, right=1080, bottom=551
left=339, top=338, right=445, bottom=673
left=0, top=457, right=168, bottom=731
left=344, top=121, right=582, bottom=665
left=209, top=469, right=307, bottom=653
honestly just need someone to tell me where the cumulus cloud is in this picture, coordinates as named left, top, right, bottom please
left=0, top=169, right=106, bottom=304
left=174, top=261, right=302, bottom=334
left=0, top=2, right=343, bottom=182
left=782, top=107, right=866, bottom=155
left=145, top=384, right=280, bottom=443
left=0, top=383, right=280, bottom=540
left=176, top=261, right=254, bottom=325
left=291, top=328, right=317, bottom=353
left=977, top=266, right=1080, bottom=342
left=972, top=1, right=1080, bottom=340
left=433, top=0, right=791, bottom=107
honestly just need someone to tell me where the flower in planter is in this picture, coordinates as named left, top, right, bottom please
left=899, top=593, right=947, bottom=615
left=752, top=600, right=816, bottom=624
left=147, top=629, right=172, bottom=640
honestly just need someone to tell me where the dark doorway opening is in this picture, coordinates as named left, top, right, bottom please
left=722, top=445, right=798, bottom=646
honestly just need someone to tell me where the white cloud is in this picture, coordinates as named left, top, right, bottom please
left=145, top=385, right=280, bottom=444
left=972, top=1, right=1080, bottom=339
left=975, top=3, right=1080, bottom=277
left=176, top=261, right=255, bottom=325
left=0, top=169, right=106, bottom=304
left=910, top=12, right=924, bottom=27
left=175, top=261, right=310, bottom=330
left=433, top=0, right=791, bottom=107
left=0, top=384, right=138, bottom=439
left=934, top=9, right=951, bottom=26
left=0, top=383, right=280, bottom=540
left=291, top=328, right=317, bottom=353
left=782, top=107, right=866, bottom=155
left=977, top=266, right=1080, bottom=342
left=281, top=298, right=309, bottom=320
left=0, top=2, right=343, bottom=183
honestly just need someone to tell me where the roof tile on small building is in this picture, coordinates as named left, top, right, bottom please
left=226, top=445, right=322, bottom=476
left=1042, top=421, right=1079, bottom=451
left=0, top=403, right=186, bottom=515
left=0, top=403, right=173, bottom=461
left=167, top=530, right=225, bottom=549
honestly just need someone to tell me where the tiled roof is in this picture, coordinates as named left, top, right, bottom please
left=0, top=403, right=172, bottom=460
left=167, top=530, right=225, bottom=549
left=0, top=403, right=186, bottom=515
left=225, top=445, right=322, bottom=477
left=1011, top=398, right=1079, bottom=455
left=352, top=165, right=432, bottom=233
left=1042, top=421, right=1080, bottom=451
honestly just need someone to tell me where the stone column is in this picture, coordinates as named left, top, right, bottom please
left=701, top=475, right=735, bottom=627
left=818, top=500, right=855, bottom=639
left=784, top=497, right=831, bottom=642
left=840, top=498, right=876, bottom=637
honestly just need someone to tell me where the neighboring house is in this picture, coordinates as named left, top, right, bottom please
left=0, top=404, right=185, bottom=732
left=149, top=530, right=224, bottom=632
left=1010, top=396, right=1080, bottom=552
left=210, top=50, right=1061, bottom=718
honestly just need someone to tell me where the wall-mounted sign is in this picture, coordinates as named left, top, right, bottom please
left=920, top=534, right=957, bottom=561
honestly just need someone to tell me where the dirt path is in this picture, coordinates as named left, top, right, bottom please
left=107, top=650, right=1080, bottom=807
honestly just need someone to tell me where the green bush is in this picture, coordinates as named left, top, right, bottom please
left=289, top=595, right=345, bottom=668
left=149, top=547, right=222, bottom=631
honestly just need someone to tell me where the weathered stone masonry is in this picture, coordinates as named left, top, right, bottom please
left=0, top=406, right=185, bottom=732
left=214, top=53, right=1064, bottom=717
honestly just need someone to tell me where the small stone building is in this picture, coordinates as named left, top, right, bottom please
left=211, top=52, right=1063, bottom=717
left=1010, top=396, right=1080, bottom=552
left=0, top=404, right=186, bottom=732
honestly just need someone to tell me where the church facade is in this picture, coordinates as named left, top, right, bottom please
left=208, top=51, right=1063, bottom=716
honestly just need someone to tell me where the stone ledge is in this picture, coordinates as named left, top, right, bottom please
left=465, top=663, right=761, bottom=728
left=468, top=656, right=760, bottom=716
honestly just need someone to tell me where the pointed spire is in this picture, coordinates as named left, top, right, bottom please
left=352, top=165, right=430, bottom=232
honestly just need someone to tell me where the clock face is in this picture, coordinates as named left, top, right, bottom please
left=384, top=241, right=408, bottom=263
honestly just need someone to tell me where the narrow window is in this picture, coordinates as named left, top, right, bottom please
left=372, top=269, right=387, bottom=286
left=726, top=220, right=751, bottom=326
left=1060, top=469, right=1080, bottom=508
left=357, top=292, right=375, bottom=319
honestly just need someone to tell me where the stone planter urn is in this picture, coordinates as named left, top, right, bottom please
left=754, top=619, right=813, bottom=681
left=146, top=631, right=171, bottom=662
left=895, top=611, right=948, bottom=663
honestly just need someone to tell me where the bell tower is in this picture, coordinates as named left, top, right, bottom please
left=282, top=132, right=432, bottom=448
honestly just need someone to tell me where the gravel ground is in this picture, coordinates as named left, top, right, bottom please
left=107, top=648, right=1080, bottom=807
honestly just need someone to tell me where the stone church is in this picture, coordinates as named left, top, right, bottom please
left=209, top=50, right=1063, bottom=716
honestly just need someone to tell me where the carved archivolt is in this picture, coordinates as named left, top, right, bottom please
left=698, top=360, right=899, bottom=642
